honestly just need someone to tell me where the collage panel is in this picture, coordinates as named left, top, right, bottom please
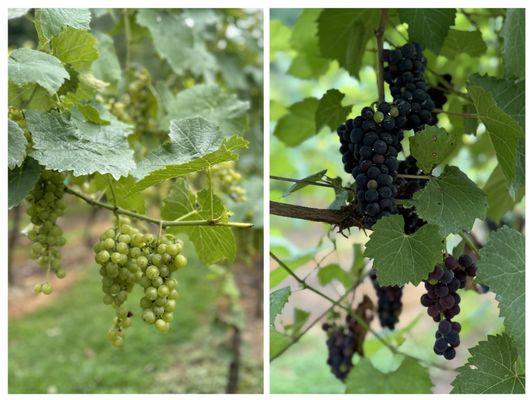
left=269, top=8, right=525, bottom=395
left=7, top=8, right=263, bottom=394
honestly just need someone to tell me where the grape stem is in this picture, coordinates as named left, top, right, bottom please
left=64, top=187, right=253, bottom=228
left=270, top=252, right=454, bottom=371
left=459, top=231, right=481, bottom=257
left=375, top=9, right=388, bottom=103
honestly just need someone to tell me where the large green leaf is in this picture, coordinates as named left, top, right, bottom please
left=35, top=8, right=91, bottom=41
left=451, top=334, right=525, bottom=394
left=345, top=357, right=432, bottom=394
left=8, top=158, right=41, bottom=209
left=408, top=126, right=456, bottom=173
left=315, top=89, right=352, bottom=132
left=440, top=29, right=487, bottom=58
left=270, top=287, right=291, bottom=326
left=365, top=215, right=443, bottom=286
left=132, top=118, right=248, bottom=192
left=161, top=84, right=249, bottom=136
left=25, top=110, right=135, bottom=179
left=8, top=48, right=69, bottom=95
left=317, top=9, right=379, bottom=78
left=162, top=180, right=236, bottom=265
left=477, top=227, right=525, bottom=361
left=8, top=119, right=27, bottom=169
left=288, top=9, right=329, bottom=79
left=92, top=32, right=122, bottom=84
left=8, top=81, right=53, bottom=111
left=484, top=165, right=523, bottom=222
left=51, top=27, right=99, bottom=71
left=399, top=9, right=456, bottom=54
left=467, top=84, right=524, bottom=196
left=411, top=166, right=487, bottom=236
left=501, top=9, right=525, bottom=80
left=136, top=9, right=216, bottom=76
left=273, top=97, right=319, bottom=147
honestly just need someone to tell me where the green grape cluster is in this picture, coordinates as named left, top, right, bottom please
left=212, top=161, right=247, bottom=202
left=139, top=234, right=187, bottom=333
left=94, top=217, right=187, bottom=346
left=26, top=170, right=67, bottom=294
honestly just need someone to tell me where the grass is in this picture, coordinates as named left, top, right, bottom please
left=9, top=252, right=262, bottom=394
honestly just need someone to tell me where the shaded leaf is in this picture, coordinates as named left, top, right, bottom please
left=273, top=97, right=319, bottom=147
left=409, top=126, right=456, bottom=172
left=484, top=165, right=523, bottom=222
left=451, top=334, right=525, bottom=393
left=365, top=215, right=443, bottom=286
left=501, top=9, right=524, bottom=80
left=399, top=9, right=456, bottom=54
left=8, top=119, right=27, bottom=169
left=441, top=29, right=486, bottom=58
left=92, top=32, right=122, bottom=84
left=51, top=27, right=99, bottom=71
left=411, top=166, right=487, bottom=236
left=315, top=89, right=352, bottom=132
left=270, top=328, right=291, bottom=361
left=8, top=158, right=41, bottom=209
left=317, top=264, right=351, bottom=289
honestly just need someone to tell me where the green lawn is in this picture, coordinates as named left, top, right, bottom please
left=9, top=253, right=262, bottom=394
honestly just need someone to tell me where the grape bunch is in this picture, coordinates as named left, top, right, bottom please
left=212, top=161, right=247, bottom=202
left=26, top=170, right=67, bottom=294
left=383, top=43, right=435, bottom=131
left=370, top=270, right=403, bottom=330
left=420, top=254, right=478, bottom=359
left=336, top=102, right=406, bottom=226
left=427, top=74, right=452, bottom=125
left=322, top=297, right=373, bottom=381
left=396, top=155, right=428, bottom=199
left=138, top=234, right=187, bottom=334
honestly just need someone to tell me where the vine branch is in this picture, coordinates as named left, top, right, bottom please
left=270, top=201, right=361, bottom=229
left=65, top=187, right=253, bottom=229
left=375, top=9, right=388, bottom=103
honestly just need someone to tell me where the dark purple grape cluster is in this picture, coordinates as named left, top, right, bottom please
left=370, top=270, right=403, bottom=330
left=397, top=206, right=426, bottom=234
left=336, top=103, right=406, bottom=227
left=427, top=74, right=452, bottom=125
left=383, top=43, right=435, bottom=132
left=396, top=155, right=428, bottom=199
left=322, top=315, right=362, bottom=381
left=420, top=254, right=478, bottom=360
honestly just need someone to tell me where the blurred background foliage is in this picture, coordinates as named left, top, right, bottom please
left=269, top=8, right=523, bottom=394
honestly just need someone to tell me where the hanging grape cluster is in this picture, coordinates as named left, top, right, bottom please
left=212, top=161, right=247, bottom=202
left=322, top=297, right=374, bottom=381
left=383, top=43, right=435, bottom=132
left=27, top=170, right=67, bottom=294
left=427, top=74, right=452, bottom=125
left=420, top=254, right=478, bottom=359
left=370, top=270, right=403, bottom=330
left=337, top=102, right=405, bottom=226
left=94, top=217, right=188, bottom=346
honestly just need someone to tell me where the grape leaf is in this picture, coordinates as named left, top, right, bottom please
left=501, top=9, right=524, bottom=80
left=136, top=9, right=216, bottom=77
left=317, top=9, right=379, bottom=78
left=270, top=328, right=291, bottom=361
left=288, top=9, right=329, bottom=79
left=468, top=74, right=524, bottom=129
left=8, top=48, right=70, bottom=95
left=162, top=179, right=236, bottom=265
left=270, top=287, right=291, bottom=326
left=451, top=334, right=525, bottom=394
left=76, top=104, right=110, bottom=125
left=8, top=119, right=27, bottom=169
left=161, top=84, right=249, bottom=136
left=35, top=9, right=91, bottom=41
left=25, top=110, right=135, bottom=179
left=408, top=126, right=456, bottom=173
left=8, top=158, right=41, bottom=209
left=476, top=227, right=525, bottom=361
left=8, top=81, right=54, bottom=111
left=51, top=27, right=99, bottom=71
left=484, top=165, right=524, bottom=222
left=92, top=32, right=121, bottom=84
left=411, top=166, right=487, bottom=236
left=440, top=29, right=487, bottom=58
left=467, top=84, right=524, bottom=197
left=285, top=308, right=311, bottom=337
left=270, top=20, right=292, bottom=57
left=345, top=357, right=432, bottom=393
left=132, top=118, right=248, bottom=192
left=273, top=97, right=319, bottom=147
left=317, top=264, right=351, bottom=290
left=283, top=169, right=327, bottom=197
left=109, top=176, right=145, bottom=214
left=9, top=9, right=30, bottom=20
left=399, top=9, right=456, bottom=54
left=365, top=215, right=443, bottom=286
left=315, top=89, right=352, bottom=132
